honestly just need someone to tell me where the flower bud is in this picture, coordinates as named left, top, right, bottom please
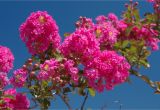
left=22, top=65, right=27, bottom=70
left=28, top=58, right=32, bottom=63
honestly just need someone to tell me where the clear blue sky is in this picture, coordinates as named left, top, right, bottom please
left=0, top=0, right=160, bottom=109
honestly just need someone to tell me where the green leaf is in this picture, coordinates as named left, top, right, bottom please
left=139, top=59, right=150, bottom=68
left=2, top=95, right=15, bottom=100
left=64, top=33, right=71, bottom=37
left=88, top=88, right=95, bottom=97
left=133, top=9, right=140, bottom=22
left=122, top=40, right=129, bottom=48
left=42, top=81, right=48, bottom=87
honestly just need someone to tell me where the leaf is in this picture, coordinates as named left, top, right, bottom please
left=88, top=88, right=95, bottom=97
left=122, top=40, right=129, bottom=48
left=2, top=95, right=15, bottom=100
left=42, top=81, right=48, bottom=87
left=139, top=59, right=150, bottom=68
left=64, top=33, right=71, bottom=37
left=133, top=9, right=140, bottom=22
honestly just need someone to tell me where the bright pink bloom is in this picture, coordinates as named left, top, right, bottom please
left=9, top=93, right=30, bottom=110
left=95, top=21, right=119, bottom=49
left=96, top=15, right=107, bottom=24
left=0, top=72, right=9, bottom=89
left=0, top=46, right=14, bottom=73
left=3, top=89, right=30, bottom=110
left=131, top=26, right=159, bottom=50
left=19, top=11, right=61, bottom=55
left=3, top=88, right=17, bottom=109
left=107, top=13, right=118, bottom=21
left=84, top=51, right=130, bottom=91
left=38, top=58, right=59, bottom=80
left=76, top=17, right=94, bottom=29
left=64, top=60, right=79, bottom=83
left=10, top=68, right=27, bottom=88
left=60, top=28, right=100, bottom=64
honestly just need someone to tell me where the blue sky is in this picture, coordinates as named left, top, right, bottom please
left=0, top=0, right=160, bottom=109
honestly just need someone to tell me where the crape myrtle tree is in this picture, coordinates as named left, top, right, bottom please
left=0, top=0, right=160, bottom=110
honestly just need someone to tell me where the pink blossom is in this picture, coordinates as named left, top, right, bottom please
left=64, top=60, right=79, bottom=83
left=130, top=26, right=159, bottom=50
left=76, top=17, right=94, bottom=29
left=96, top=15, right=107, bottom=24
left=0, top=72, right=9, bottom=89
left=38, top=58, right=59, bottom=80
left=10, top=68, right=27, bottom=88
left=19, top=11, right=61, bottom=55
left=3, top=89, right=30, bottom=110
left=0, top=45, right=14, bottom=73
left=95, top=21, right=119, bottom=49
left=9, top=93, right=30, bottom=110
left=107, top=13, right=118, bottom=21
left=60, top=28, right=100, bottom=64
left=84, top=51, right=130, bottom=91
left=3, top=88, right=17, bottom=109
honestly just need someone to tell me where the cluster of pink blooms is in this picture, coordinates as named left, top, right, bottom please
left=0, top=45, right=14, bottom=73
left=0, top=45, right=30, bottom=109
left=131, top=26, right=159, bottom=50
left=60, top=28, right=100, bottom=64
left=95, top=14, right=119, bottom=49
left=0, top=88, right=30, bottom=110
left=63, top=59, right=79, bottom=83
left=38, top=58, right=79, bottom=84
left=19, top=11, right=61, bottom=55
left=10, top=68, right=27, bottom=88
left=38, top=58, right=59, bottom=80
left=0, top=72, right=9, bottom=89
left=84, top=51, right=130, bottom=91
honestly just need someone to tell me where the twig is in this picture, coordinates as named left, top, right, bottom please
left=58, top=94, right=72, bottom=110
left=80, top=90, right=89, bottom=110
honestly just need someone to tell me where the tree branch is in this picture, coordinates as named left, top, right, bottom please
left=58, top=94, right=72, bottom=110
left=80, top=90, right=89, bottom=110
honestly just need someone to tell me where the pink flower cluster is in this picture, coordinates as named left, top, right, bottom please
left=75, top=14, right=119, bottom=50
left=38, top=58, right=59, bottom=80
left=1, top=88, right=30, bottom=110
left=0, top=72, right=9, bottom=89
left=84, top=51, right=130, bottom=91
left=19, top=11, right=61, bottom=55
left=38, top=58, right=79, bottom=84
left=131, top=26, right=159, bottom=50
left=76, top=16, right=94, bottom=29
left=63, top=59, right=79, bottom=83
left=0, top=45, right=14, bottom=73
left=10, top=68, right=27, bottom=88
left=60, top=28, right=100, bottom=64
left=95, top=15, right=119, bottom=49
